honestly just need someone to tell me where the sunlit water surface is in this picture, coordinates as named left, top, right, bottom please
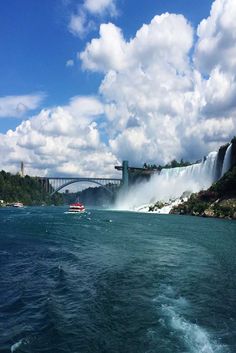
left=0, top=207, right=236, bottom=353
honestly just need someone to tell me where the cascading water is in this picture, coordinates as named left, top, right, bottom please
left=159, top=151, right=218, bottom=186
left=221, top=143, right=232, bottom=177
left=115, top=148, right=232, bottom=212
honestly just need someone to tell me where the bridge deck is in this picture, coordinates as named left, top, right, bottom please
left=37, top=176, right=122, bottom=195
left=37, top=177, right=122, bottom=181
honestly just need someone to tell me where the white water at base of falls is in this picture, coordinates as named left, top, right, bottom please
left=115, top=152, right=218, bottom=211
left=221, top=143, right=232, bottom=177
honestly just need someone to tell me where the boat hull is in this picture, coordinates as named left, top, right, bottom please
left=64, top=210, right=85, bottom=214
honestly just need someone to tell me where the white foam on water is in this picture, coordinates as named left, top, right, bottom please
left=10, top=339, right=23, bottom=352
left=164, top=306, right=216, bottom=353
left=155, top=286, right=227, bottom=353
left=135, top=198, right=186, bottom=214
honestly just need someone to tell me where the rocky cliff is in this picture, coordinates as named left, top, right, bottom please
left=171, top=166, right=236, bottom=219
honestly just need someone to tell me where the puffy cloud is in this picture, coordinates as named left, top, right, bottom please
left=84, top=0, right=117, bottom=16
left=79, top=4, right=236, bottom=165
left=66, top=59, right=74, bottom=67
left=80, top=14, right=197, bottom=163
left=66, top=96, right=104, bottom=123
left=0, top=93, right=45, bottom=118
left=187, top=117, right=235, bottom=143
left=200, top=67, right=236, bottom=116
left=195, top=0, right=236, bottom=73
left=80, top=14, right=193, bottom=73
left=80, top=23, right=128, bottom=72
left=68, top=11, right=95, bottom=37
left=194, top=0, right=236, bottom=120
left=0, top=96, right=119, bottom=177
left=68, top=0, right=117, bottom=38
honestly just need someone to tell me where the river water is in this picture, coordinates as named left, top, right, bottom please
left=0, top=207, right=236, bottom=353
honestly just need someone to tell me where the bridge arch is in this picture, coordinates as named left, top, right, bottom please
left=50, top=179, right=117, bottom=196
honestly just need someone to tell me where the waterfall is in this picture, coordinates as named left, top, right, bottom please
left=221, top=143, right=232, bottom=177
left=115, top=152, right=218, bottom=211
left=159, top=152, right=217, bottom=187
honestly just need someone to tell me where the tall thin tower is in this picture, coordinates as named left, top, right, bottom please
left=20, top=161, right=24, bottom=177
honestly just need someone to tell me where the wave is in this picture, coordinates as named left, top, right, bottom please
left=155, top=285, right=228, bottom=353
left=11, top=339, right=23, bottom=352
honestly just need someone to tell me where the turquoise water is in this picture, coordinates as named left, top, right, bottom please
left=0, top=207, right=236, bottom=353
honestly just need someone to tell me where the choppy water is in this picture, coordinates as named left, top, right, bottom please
left=0, top=207, right=236, bottom=353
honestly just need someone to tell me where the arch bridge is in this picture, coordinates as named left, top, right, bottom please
left=37, top=177, right=122, bottom=196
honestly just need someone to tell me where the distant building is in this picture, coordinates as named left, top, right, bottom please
left=20, top=161, right=24, bottom=177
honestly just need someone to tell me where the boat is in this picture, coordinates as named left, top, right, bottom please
left=13, top=202, right=24, bottom=208
left=66, top=202, right=85, bottom=214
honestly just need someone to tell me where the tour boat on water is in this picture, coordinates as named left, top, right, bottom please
left=13, top=202, right=24, bottom=208
left=66, top=202, right=85, bottom=214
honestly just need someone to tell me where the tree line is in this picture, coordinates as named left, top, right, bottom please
left=143, top=158, right=191, bottom=171
left=0, top=170, right=63, bottom=205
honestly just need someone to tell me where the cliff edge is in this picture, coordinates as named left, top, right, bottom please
left=171, top=166, right=236, bottom=219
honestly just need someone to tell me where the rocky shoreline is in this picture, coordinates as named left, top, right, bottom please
left=170, top=196, right=236, bottom=220
left=170, top=166, right=236, bottom=220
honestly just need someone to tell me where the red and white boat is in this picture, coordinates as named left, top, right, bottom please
left=66, top=202, right=85, bottom=214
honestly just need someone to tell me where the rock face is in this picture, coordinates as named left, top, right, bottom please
left=171, top=197, right=236, bottom=219
left=214, top=137, right=236, bottom=181
left=231, top=137, right=236, bottom=168
left=215, top=143, right=229, bottom=180
left=203, top=208, right=215, bottom=218
left=171, top=166, right=236, bottom=220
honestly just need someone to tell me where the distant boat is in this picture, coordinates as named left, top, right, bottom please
left=13, top=202, right=24, bottom=208
left=65, top=202, right=85, bottom=214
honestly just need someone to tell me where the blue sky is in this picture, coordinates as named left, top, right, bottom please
left=0, top=0, right=235, bottom=176
left=0, top=0, right=212, bottom=132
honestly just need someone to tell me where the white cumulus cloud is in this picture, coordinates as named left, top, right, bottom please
left=0, top=93, right=45, bottom=118
left=68, top=0, right=117, bottom=38
left=84, top=0, right=117, bottom=16
left=194, top=0, right=236, bottom=120
left=80, top=22, right=128, bottom=72
left=195, top=0, right=236, bottom=74
left=68, top=11, right=95, bottom=37
left=0, top=96, right=119, bottom=177
left=1, top=0, right=236, bottom=178
left=79, top=3, right=236, bottom=165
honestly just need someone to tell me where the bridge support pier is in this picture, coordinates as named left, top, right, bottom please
left=122, top=160, right=129, bottom=191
